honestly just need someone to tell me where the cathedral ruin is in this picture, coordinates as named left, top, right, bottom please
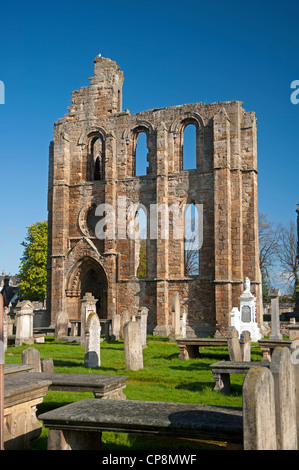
left=47, top=55, right=261, bottom=336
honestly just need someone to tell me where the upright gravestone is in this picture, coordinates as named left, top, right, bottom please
left=227, top=326, right=242, bottom=362
left=137, top=307, right=148, bottom=348
left=81, top=293, right=98, bottom=346
left=123, top=318, right=143, bottom=371
left=270, top=347, right=297, bottom=450
left=180, top=309, right=187, bottom=338
left=172, top=292, right=181, bottom=337
left=22, top=347, right=41, bottom=372
left=243, top=366, right=277, bottom=450
left=111, top=314, right=121, bottom=340
left=54, top=311, right=69, bottom=340
left=120, top=310, right=131, bottom=339
left=84, top=312, right=101, bottom=368
left=290, top=340, right=299, bottom=436
left=268, top=288, right=283, bottom=340
left=240, top=331, right=251, bottom=362
left=15, top=300, right=34, bottom=347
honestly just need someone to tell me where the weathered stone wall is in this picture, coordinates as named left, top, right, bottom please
left=47, top=56, right=261, bottom=336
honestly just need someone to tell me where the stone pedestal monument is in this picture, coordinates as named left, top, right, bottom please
left=230, top=278, right=262, bottom=342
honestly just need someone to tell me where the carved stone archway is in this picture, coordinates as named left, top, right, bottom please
left=66, top=257, right=108, bottom=319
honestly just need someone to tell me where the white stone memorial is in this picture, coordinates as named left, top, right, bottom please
left=84, top=312, right=101, bottom=368
left=15, top=300, right=34, bottom=347
left=230, top=278, right=262, bottom=342
left=81, top=292, right=98, bottom=346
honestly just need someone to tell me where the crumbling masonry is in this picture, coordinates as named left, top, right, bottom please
left=47, top=56, right=261, bottom=336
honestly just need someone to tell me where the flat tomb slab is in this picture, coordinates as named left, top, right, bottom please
left=39, top=398, right=243, bottom=446
left=12, top=372, right=128, bottom=398
left=210, top=361, right=271, bottom=374
left=4, top=364, right=33, bottom=374
left=209, top=361, right=271, bottom=394
left=176, top=338, right=227, bottom=359
left=4, top=373, right=51, bottom=450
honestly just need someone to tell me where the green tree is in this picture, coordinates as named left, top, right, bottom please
left=18, top=220, right=48, bottom=301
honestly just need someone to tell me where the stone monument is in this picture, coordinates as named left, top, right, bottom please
left=15, top=300, right=34, bottom=347
left=230, top=278, right=262, bottom=342
left=268, top=288, right=283, bottom=340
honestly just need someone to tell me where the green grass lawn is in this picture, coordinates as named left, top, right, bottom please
left=5, top=335, right=263, bottom=450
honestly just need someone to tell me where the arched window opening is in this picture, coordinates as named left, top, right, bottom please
left=135, top=131, right=149, bottom=177
left=182, top=123, right=197, bottom=170
left=184, top=203, right=199, bottom=275
left=91, top=137, right=104, bottom=180
left=135, top=207, right=147, bottom=277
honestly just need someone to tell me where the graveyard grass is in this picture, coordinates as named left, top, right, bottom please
left=5, top=336, right=263, bottom=450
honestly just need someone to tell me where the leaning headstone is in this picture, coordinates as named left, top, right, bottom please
left=268, top=288, right=283, bottom=340
left=240, top=331, right=251, bottom=362
left=54, top=311, right=69, bottom=340
left=123, top=319, right=143, bottom=371
left=84, top=312, right=101, bottom=368
left=243, top=366, right=277, bottom=450
left=81, top=292, right=98, bottom=346
left=172, top=292, right=181, bottom=337
left=270, top=346, right=297, bottom=449
left=111, top=314, right=121, bottom=340
left=227, top=326, right=242, bottom=362
left=22, top=347, right=41, bottom=372
left=41, top=358, right=54, bottom=373
left=15, top=300, right=34, bottom=347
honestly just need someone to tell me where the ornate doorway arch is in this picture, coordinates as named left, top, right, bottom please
left=66, top=257, right=108, bottom=318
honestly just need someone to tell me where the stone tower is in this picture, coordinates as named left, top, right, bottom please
left=47, top=55, right=261, bottom=336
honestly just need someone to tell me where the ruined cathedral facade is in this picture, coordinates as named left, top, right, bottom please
left=47, top=56, right=261, bottom=336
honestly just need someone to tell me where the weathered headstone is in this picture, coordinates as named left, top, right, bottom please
left=22, top=347, right=41, bottom=372
left=54, top=311, right=69, bottom=340
left=84, top=312, right=101, bottom=368
left=243, top=366, right=277, bottom=450
left=137, top=306, right=148, bottom=348
left=270, top=347, right=297, bottom=449
left=180, top=309, right=187, bottom=338
left=81, top=292, right=98, bottom=346
left=172, top=292, right=181, bottom=337
left=15, top=300, right=34, bottom=347
left=123, top=319, right=143, bottom=371
left=227, top=326, right=242, bottom=361
left=120, top=310, right=131, bottom=339
left=268, top=288, right=283, bottom=340
left=41, top=357, right=54, bottom=373
left=111, top=314, right=121, bottom=340
left=240, top=330, right=251, bottom=362
left=290, top=340, right=299, bottom=436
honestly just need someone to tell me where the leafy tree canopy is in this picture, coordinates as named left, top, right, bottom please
left=18, top=220, right=48, bottom=301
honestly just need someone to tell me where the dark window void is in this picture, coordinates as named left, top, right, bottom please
left=183, top=124, right=197, bottom=170
left=135, top=132, right=149, bottom=176
left=184, top=203, right=199, bottom=275
left=92, top=137, right=104, bottom=180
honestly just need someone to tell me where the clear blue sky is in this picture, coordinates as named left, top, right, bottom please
left=0, top=0, right=298, bottom=276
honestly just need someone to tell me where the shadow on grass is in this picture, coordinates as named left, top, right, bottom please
left=175, top=381, right=214, bottom=393
left=53, top=359, right=84, bottom=368
left=169, top=362, right=212, bottom=372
